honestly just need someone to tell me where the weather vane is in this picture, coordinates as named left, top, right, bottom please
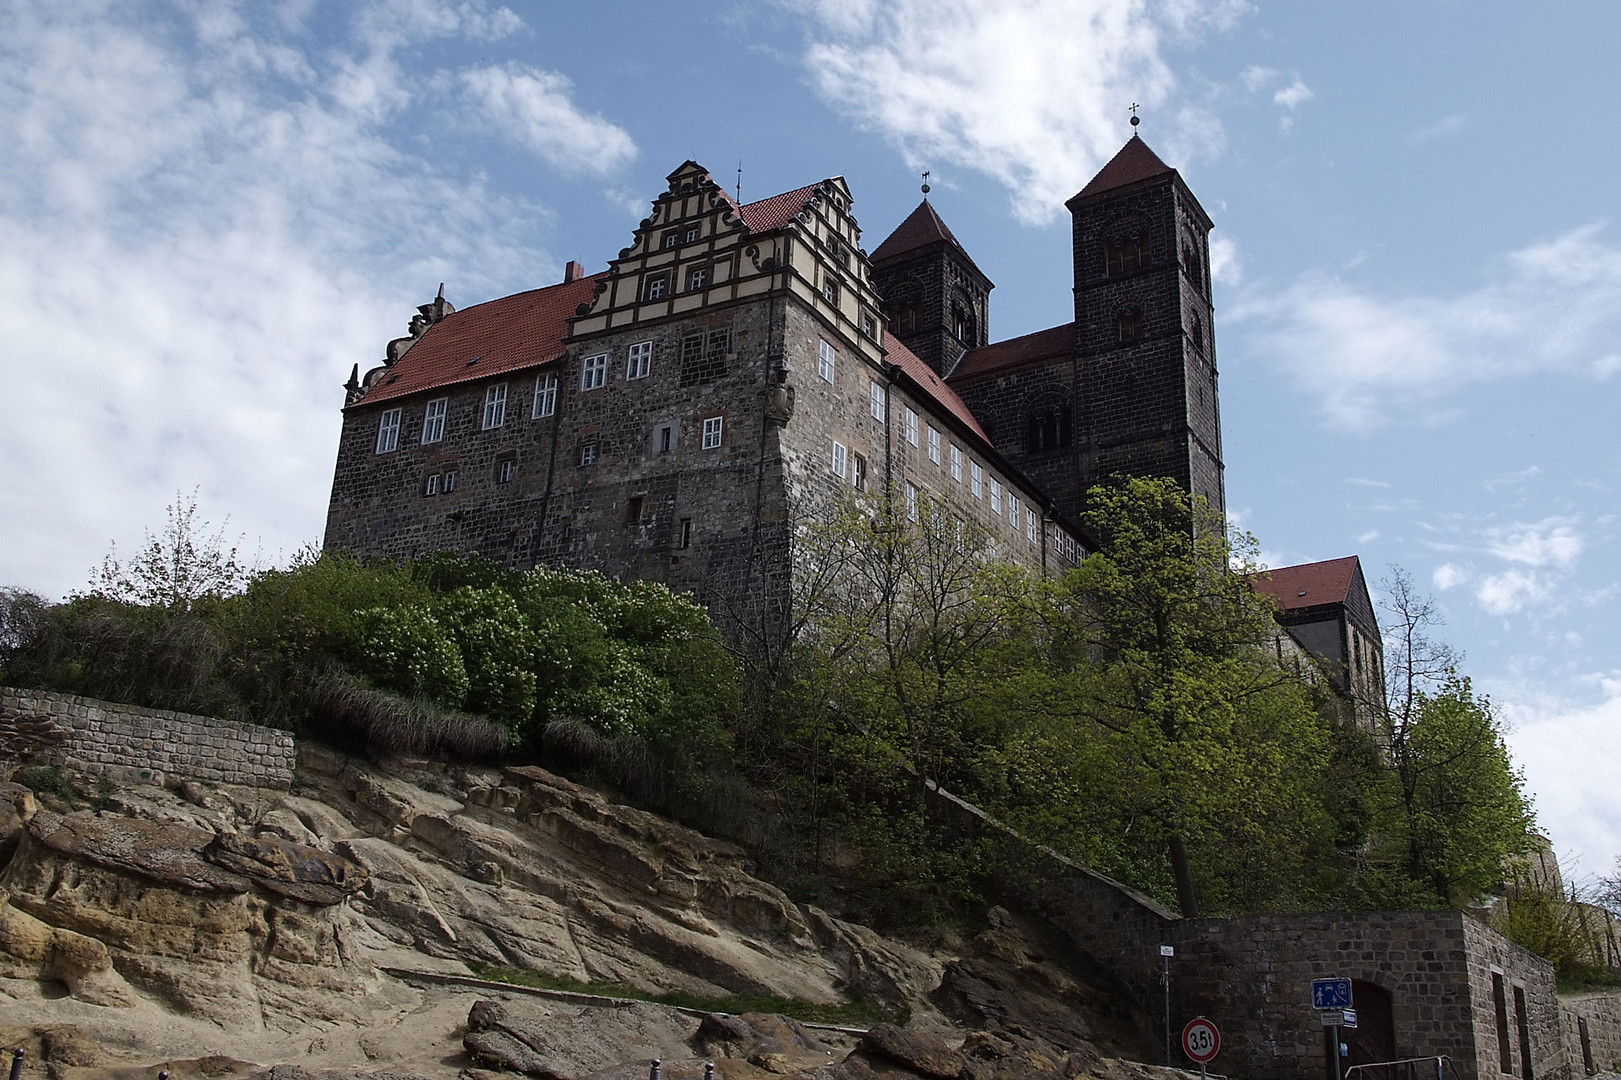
left=1129, top=103, right=1140, bottom=129
left=921, top=170, right=931, bottom=198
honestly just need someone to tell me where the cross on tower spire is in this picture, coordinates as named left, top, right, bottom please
left=921, top=170, right=931, bottom=198
left=1129, top=102, right=1140, bottom=129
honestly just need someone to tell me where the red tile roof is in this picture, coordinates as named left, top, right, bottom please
left=949, top=321, right=1075, bottom=382
left=886, top=332, right=988, bottom=441
left=1253, top=556, right=1362, bottom=612
left=734, top=183, right=825, bottom=232
left=347, top=273, right=606, bottom=409
left=870, top=200, right=989, bottom=282
left=1069, top=135, right=1176, bottom=203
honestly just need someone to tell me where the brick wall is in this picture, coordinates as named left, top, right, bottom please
left=1560, top=992, right=1621, bottom=1076
left=0, top=686, right=295, bottom=790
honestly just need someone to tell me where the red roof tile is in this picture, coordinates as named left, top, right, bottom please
left=1069, top=135, right=1176, bottom=204
left=716, top=183, right=826, bottom=233
left=949, top=321, right=1074, bottom=381
left=870, top=200, right=989, bottom=282
left=886, top=332, right=988, bottom=441
left=1253, top=556, right=1362, bottom=612
left=347, top=274, right=606, bottom=409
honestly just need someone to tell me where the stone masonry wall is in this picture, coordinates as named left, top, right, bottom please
left=0, top=687, right=294, bottom=790
left=1461, top=910, right=1566, bottom=1080
left=1560, top=992, right=1621, bottom=1076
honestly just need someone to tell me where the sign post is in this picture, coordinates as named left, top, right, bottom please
left=1182, top=1017, right=1220, bottom=1080
left=1159, top=945, right=1174, bottom=1067
left=1311, top=980, right=1355, bottom=1080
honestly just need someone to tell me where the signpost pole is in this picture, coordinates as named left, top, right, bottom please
left=1332, top=1024, right=1342, bottom=1080
left=1160, top=946, right=1173, bottom=1067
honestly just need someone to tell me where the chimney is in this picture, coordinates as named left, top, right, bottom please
left=563, top=260, right=585, bottom=284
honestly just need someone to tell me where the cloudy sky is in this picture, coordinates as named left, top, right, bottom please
left=2, top=1, right=1617, bottom=879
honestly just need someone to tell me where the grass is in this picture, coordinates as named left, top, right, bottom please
left=14, top=764, right=76, bottom=803
left=465, top=964, right=902, bottom=1026
left=1556, top=966, right=1621, bottom=995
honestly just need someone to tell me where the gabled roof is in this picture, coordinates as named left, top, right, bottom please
left=346, top=274, right=606, bottom=409
left=732, top=183, right=827, bottom=233
left=949, top=321, right=1074, bottom=382
left=1253, top=556, right=1363, bottom=613
left=1069, top=135, right=1177, bottom=204
left=886, top=332, right=989, bottom=442
left=870, top=200, right=990, bottom=282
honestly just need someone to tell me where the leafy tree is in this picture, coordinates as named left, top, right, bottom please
left=84, top=491, right=246, bottom=610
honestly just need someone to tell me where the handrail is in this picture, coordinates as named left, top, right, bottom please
left=1344, top=1056, right=1453, bottom=1080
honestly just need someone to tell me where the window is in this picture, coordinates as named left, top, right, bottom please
left=685, top=225, right=700, bottom=243
left=686, top=265, right=709, bottom=291
left=581, top=353, right=608, bottom=391
left=1027, top=406, right=1073, bottom=452
left=904, top=407, right=918, bottom=446
left=1493, top=973, right=1513, bottom=1074
left=831, top=440, right=848, bottom=480
left=654, top=423, right=677, bottom=454
left=497, top=459, right=516, bottom=484
left=443, top=470, right=458, bottom=492
left=1107, top=232, right=1149, bottom=275
left=678, top=518, right=693, bottom=549
left=376, top=408, right=401, bottom=453
left=1118, top=306, right=1143, bottom=343
left=424, top=473, right=440, bottom=496
left=818, top=339, right=836, bottom=383
left=482, top=385, right=507, bottom=429
left=853, top=453, right=868, bottom=492
left=950, top=445, right=962, bottom=481
left=532, top=374, right=557, bottom=418
left=625, top=496, right=644, bottom=523
left=896, top=300, right=920, bottom=332
left=869, top=380, right=886, bottom=420
left=662, top=231, right=679, bottom=249
left=822, top=277, right=839, bottom=305
left=990, top=480, right=1001, bottom=513
left=701, top=415, right=723, bottom=449
left=421, top=399, right=446, bottom=444
left=626, top=341, right=652, bottom=380
left=971, top=461, right=983, bottom=498
left=1027, top=508, right=1037, bottom=543
left=906, top=482, right=919, bottom=522
left=643, top=272, right=670, bottom=301
left=579, top=440, right=599, bottom=466
left=1009, top=494, right=1019, bottom=526
left=860, top=312, right=877, bottom=339
left=927, top=427, right=941, bottom=464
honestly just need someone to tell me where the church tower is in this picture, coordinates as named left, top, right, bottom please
left=1066, top=135, right=1224, bottom=514
left=869, top=199, right=992, bottom=376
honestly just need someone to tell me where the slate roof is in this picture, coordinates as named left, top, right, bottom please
left=886, top=332, right=989, bottom=441
left=1253, top=556, right=1362, bottom=613
left=949, top=321, right=1075, bottom=382
left=347, top=274, right=606, bottom=410
left=870, top=200, right=989, bottom=282
left=1069, top=135, right=1177, bottom=203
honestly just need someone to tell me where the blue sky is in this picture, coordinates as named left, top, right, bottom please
left=2, top=0, right=1617, bottom=881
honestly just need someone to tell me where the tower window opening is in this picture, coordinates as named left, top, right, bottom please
left=1027, top=406, right=1072, bottom=453
left=1118, top=306, right=1143, bottom=343
left=1107, top=232, right=1149, bottom=276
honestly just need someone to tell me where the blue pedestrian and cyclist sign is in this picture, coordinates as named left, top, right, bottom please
left=1312, top=978, right=1354, bottom=1011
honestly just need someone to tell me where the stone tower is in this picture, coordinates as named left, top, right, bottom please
left=1066, top=135, right=1224, bottom=514
left=869, top=200, right=993, bottom=377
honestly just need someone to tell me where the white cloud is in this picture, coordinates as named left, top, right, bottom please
left=1239, top=65, right=1275, bottom=93
left=794, top=0, right=1244, bottom=224
left=460, top=65, right=637, bottom=174
left=1231, top=223, right=1621, bottom=431
left=1485, top=517, right=1583, bottom=570
left=1410, top=114, right=1466, bottom=143
left=1499, top=681, right=1621, bottom=875
left=1483, top=465, right=1541, bottom=491
left=1272, top=78, right=1312, bottom=110
left=0, top=0, right=625, bottom=598
left=1433, top=562, right=1467, bottom=591
left=1422, top=518, right=1585, bottom=617
left=1208, top=233, right=1242, bottom=286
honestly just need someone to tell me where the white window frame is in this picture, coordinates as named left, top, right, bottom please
left=818, top=339, right=836, bottom=383
left=626, top=341, right=652, bottom=380
left=927, top=426, right=941, bottom=464
left=482, top=386, right=506, bottom=430
left=498, top=459, right=516, bottom=484
left=376, top=407, right=401, bottom=452
left=421, top=399, right=446, bottom=444
left=905, top=407, right=918, bottom=447
left=643, top=273, right=669, bottom=301
left=971, top=461, right=983, bottom=498
left=990, top=479, right=1001, bottom=513
left=532, top=374, right=557, bottom=418
left=831, top=440, right=848, bottom=480
left=869, top=380, right=885, bottom=421
left=443, top=470, right=458, bottom=492
left=686, top=265, right=708, bottom=291
left=906, top=482, right=919, bottom=522
left=1027, top=508, right=1038, bottom=543
left=581, top=353, right=608, bottom=391
left=425, top=473, right=440, bottom=496
left=579, top=441, right=599, bottom=466
left=701, top=415, right=723, bottom=449
left=1009, top=494, right=1020, bottom=529
left=950, top=445, right=962, bottom=482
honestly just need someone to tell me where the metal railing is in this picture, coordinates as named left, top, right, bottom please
left=1345, top=1056, right=1453, bottom=1080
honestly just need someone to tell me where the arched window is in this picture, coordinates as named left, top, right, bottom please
left=1026, top=406, right=1073, bottom=453
left=1189, top=313, right=1204, bottom=353
left=1118, top=306, right=1143, bottom=343
left=1107, top=232, right=1150, bottom=276
left=1182, top=228, right=1204, bottom=288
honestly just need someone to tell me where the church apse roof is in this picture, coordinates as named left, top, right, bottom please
left=949, top=321, right=1075, bottom=382
left=345, top=273, right=607, bottom=410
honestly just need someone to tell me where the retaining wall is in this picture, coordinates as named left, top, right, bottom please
left=0, top=686, right=294, bottom=790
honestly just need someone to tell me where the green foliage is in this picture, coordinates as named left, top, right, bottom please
left=356, top=604, right=471, bottom=707
left=82, top=491, right=245, bottom=611
left=13, top=765, right=75, bottom=802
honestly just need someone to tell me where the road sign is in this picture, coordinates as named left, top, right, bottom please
left=1341, top=1009, right=1358, bottom=1029
left=1320, top=1010, right=1357, bottom=1028
left=1182, top=1018, right=1221, bottom=1064
left=1312, top=978, right=1353, bottom=1010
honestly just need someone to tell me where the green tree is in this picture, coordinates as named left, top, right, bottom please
left=84, top=491, right=246, bottom=611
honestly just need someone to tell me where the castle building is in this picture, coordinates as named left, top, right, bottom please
left=1252, top=555, right=1387, bottom=728
left=323, top=135, right=1363, bottom=697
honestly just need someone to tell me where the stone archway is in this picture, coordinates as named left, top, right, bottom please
left=1346, top=979, right=1397, bottom=1066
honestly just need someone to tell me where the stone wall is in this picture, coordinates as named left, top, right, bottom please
left=1560, top=992, right=1621, bottom=1076
left=0, top=687, right=295, bottom=790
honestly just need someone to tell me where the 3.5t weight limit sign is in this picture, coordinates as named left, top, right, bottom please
left=1182, top=1018, right=1221, bottom=1064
